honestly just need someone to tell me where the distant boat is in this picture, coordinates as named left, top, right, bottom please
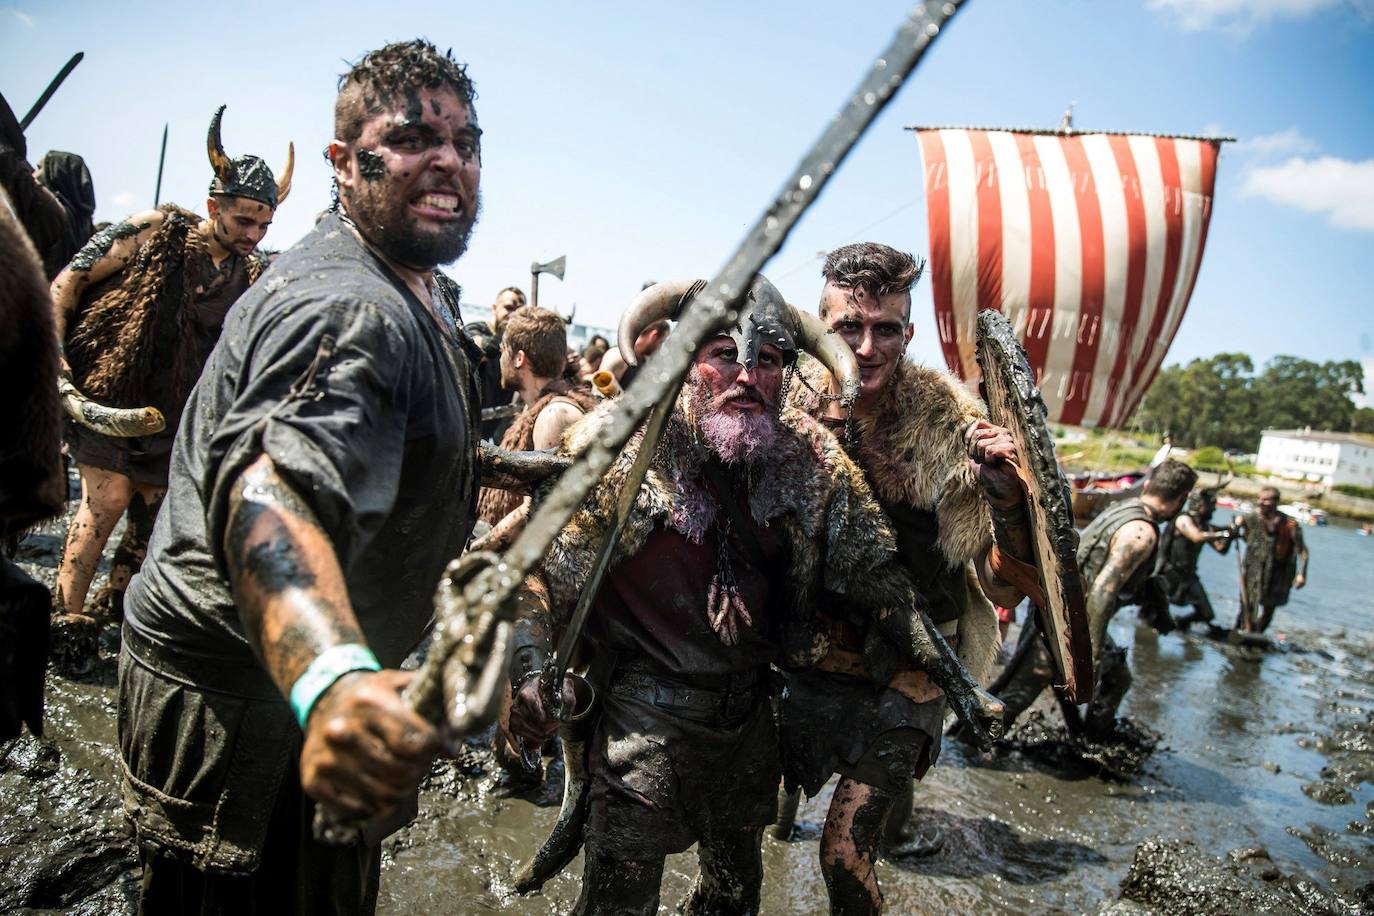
left=1067, top=443, right=1173, bottom=525
left=1279, top=503, right=1327, bottom=526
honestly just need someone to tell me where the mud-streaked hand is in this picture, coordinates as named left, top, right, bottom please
left=965, top=420, right=1024, bottom=508
left=300, top=669, right=439, bottom=818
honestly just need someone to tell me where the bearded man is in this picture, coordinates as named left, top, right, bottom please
left=783, top=242, right=1030, bottom=914
left=996, top=459, right=1197, bottom=737
left=1232, top=486, right=1308, bottom=633
left=48, top=106, right=290, bottom=638
left=506, top=276, right=1002, bottom=916
left=1155, top=484, right=1233, bottom=630
left=117, top=40, right=483, bottom=913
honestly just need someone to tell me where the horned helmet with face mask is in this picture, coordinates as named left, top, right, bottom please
left=205, top=105, right=294, bottom=209
left=616, top=274, right=860, bottom=410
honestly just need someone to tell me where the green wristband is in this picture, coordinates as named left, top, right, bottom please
left=289, top=643, right=381, bottom=729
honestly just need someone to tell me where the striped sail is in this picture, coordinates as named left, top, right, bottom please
left=915, top=127, right=1222, bottom=428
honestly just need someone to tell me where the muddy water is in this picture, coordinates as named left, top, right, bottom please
left=3, top=507, right=1371, bottom=913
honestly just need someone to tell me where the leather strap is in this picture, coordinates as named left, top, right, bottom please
left=987, top=544, right=1046, bottom=611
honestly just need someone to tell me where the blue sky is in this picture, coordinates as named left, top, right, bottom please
left=3, top=0, right=1371, bottom=395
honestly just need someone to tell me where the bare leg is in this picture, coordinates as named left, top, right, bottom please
left=90, top=485, right=164, bottom=622
left=820, top=777, right=895, bottom=916
left=1256, top=604, right=1277, bottom=633
left=684, top=827, right=764, bottom=915
left=55, top=464, right=133, bottom=618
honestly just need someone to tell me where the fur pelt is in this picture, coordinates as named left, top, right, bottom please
left=790, top=357, right=1001, bottom=684
left=533, top=392, right=911, bottom=667
left=0, top=194, right=65, bottom=536
left=65, top=205, right=263, bottom=409
left=477, top=380, right=599, bottom=525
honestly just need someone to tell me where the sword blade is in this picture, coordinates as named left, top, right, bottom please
left=153, top=124, right=168, bottom=207
left=19, top=51, right=83, bottom=131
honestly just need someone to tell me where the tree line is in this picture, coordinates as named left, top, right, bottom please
left=1131, top=354, right=1372, bottom=452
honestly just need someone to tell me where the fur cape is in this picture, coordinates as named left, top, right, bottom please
left=0, top=198, right=65, bottom=536
left=477, top=380, right=600, bottom=525
left=65, top=205, right=264, bottom=409
left=788, top=357, right=1001, bottom=684
left=534, top=393, right=923, bottom=668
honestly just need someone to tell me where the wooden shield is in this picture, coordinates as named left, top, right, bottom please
left=975, top=310, right=1094, bottom=702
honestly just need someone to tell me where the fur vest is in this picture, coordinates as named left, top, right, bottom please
left=534, top=394, right=919, bottom=668
left=477, top=380, right=600, bottom=524
left=65, top=205, right=264, bottom=408
left=789, top=357, right=1001, bottom=683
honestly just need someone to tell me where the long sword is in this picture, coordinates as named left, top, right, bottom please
left=314, top=0, right=970, bottom=843
left=19, top=52, right=83, bottom=131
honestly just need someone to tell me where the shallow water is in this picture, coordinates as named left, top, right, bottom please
left=4, top=508, right=1371, bottom=913
left=378, top=511, right=1374, bottom=914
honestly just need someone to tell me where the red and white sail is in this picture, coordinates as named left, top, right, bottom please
left=915, top=127, right=1223, bottom=427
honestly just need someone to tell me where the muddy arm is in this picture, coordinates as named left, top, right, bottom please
left=477, top=442, right=571, bottom=492
left=873, top=604, right=1005, bottom=748
left=1087, top=520, right=1156, bottom=658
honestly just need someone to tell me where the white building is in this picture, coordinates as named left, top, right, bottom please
left=1255, top=429, right=1374, bottom=488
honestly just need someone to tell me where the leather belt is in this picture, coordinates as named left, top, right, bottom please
left=610, top=666, right=763, bottom=721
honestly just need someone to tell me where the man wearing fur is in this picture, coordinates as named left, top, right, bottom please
left=996, top=460, right=1197, bottom=737
left=505, top=276, right=1001, bottom=916
left=477, top=305, right=598, bottom=789
left=47, top=105, right=290, bottom=638
left=783, top=242, right=1031, bottom=915
left=117, top=41, right=481, bottom=912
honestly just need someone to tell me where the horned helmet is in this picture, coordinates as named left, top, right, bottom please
left=616, top=275, right=860, bottom=409
left=206, top=105, right=293, bottom=209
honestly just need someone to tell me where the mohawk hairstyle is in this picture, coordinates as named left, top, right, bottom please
left=335, top=39, right=477, bottom=143
left=821, top=242, right=926, bottom=299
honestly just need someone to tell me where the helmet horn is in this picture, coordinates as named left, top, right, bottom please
left=617, top=279, right=704, bottom=366
left=275, top=141, right=294, bottom=205
left=794, top=308, right=860, bottom=409
left=206, top=105, right=234, bottom=183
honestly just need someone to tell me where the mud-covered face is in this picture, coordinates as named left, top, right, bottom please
left=332, top=86, right=481, bottom=269
left=692, top=337, right=784, bottom=415
left=1258, top=491, right=1280, bottom=516
left=820, top=280, right=912, bottom=401
left=207, top=195, right=274, bottom=257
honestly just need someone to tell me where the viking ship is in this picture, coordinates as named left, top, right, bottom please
left=910, top=116, right=1229, bottom=522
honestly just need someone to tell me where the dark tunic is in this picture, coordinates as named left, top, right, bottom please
left=119, top=212, right=480, bottom=874
left=66, top=249, right=251, bottom=485
left=1241, top=511, right=1302, bottom=608
left=1078, top=497, right=1158, bottom=605
left=585, top=505, right=787, bottom=860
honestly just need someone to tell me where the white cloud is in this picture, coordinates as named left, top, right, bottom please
left=111, top=191, right=137, bottom=208
left=1147, top=0, right=1373, bottom=31
left=1241, top=155, right=1374, bottom=231
left=1237, top=128, right=1319, bottom=157
left=7, top=8, right=34, bottom=27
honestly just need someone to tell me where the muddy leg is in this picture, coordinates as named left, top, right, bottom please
left=995, top=638, right=1056, bottom=731
left=92, top=486, right=164, bottom=622
left=55, top=464, right=133, bottom=617
left=1085, top=639, right=1132, bottom=738
left=1255, top=604, right=1277, bottom=633
left=683, top=826, right=763, bottom=915
left=820, top=777, right=896, bottom=916
left=574, top=846, right=664, bottom=916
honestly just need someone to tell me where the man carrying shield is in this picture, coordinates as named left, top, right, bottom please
left=782, top=242, right=1033, bottom=914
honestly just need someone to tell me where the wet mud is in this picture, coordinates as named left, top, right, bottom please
left=3, top=503, right=1371, bottom=913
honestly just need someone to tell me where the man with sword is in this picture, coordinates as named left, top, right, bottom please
left=781, top=242, right=1034, bottom=914
left=505, top=276, right=1004, bottom=914
left=47, top=105, right=290, bottom=655
left=116, top=40, right=484, bottom=911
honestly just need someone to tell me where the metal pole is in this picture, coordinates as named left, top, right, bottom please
left=19, top=52, right=83, bottom=131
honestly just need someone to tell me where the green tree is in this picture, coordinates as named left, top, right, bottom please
left=1252, top=357, right=1365, bottom=435
left=1354, top=406, right=1374, bottom=434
